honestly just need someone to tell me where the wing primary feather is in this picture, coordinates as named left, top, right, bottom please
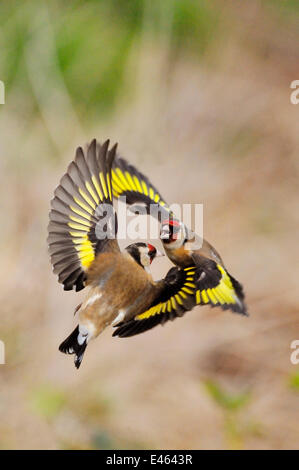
left=113, top=267, right=198, bottom=338
left=48, top=139, right=119, bottom=291
left=112, top=156, right=171, bottom=220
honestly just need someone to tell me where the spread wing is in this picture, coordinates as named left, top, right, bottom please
left=111, top=155, right=247, bottom=318
left=112, top=156, right=172, bottom=220
left=47, top=139, right=118, bottom=292
left=113, top=261, right=247, bottom=338
left=192, top=255, right=247, bottom=315
left=112, top=266, right=198, bottom=337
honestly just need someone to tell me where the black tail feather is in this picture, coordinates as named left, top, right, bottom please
left=59, top=325, right=87, bottom=369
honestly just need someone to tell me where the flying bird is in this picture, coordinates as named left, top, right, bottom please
left=47, top=139, right=204, bottom=367
left=110, top=154, right=247, bottom=339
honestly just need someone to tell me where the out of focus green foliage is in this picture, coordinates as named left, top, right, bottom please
left=30, top=384, right=66, bottom=419
left=203, top=379, right=253, bottom=449
left=1, top=0, right=296, bottom=124
left=288, top=371, right=299, bottom=392
left=29, top=381, right=147, bottom=449
left=203, top=379, right=250, bottom=411
left=0, top=0, right=219, bottom=122
left=266, top=0, right=299, bottom=16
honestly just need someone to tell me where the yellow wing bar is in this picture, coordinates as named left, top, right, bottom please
left=112, top=157, right=172, bottom=219
left=136, top=267, right=197, bottom=320
left=113, top=267, right=198, bottom=337
left=48, top=139, right=117, bottom=291
left=195, top=264, right=246, bottom=314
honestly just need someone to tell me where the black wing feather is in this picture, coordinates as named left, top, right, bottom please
left=112, top=156, right=172, bottom=221
left=113, top=267, right=198, bottom=338
left=47, top=139, right=118, bottom=291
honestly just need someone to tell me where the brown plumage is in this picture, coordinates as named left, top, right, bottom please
left=48, top=139, right=167, bottom=367
left=78, top=250, right=162, bottom=335
left=48, top=139, right=199, bottom=367
left=48, top=138, right=248, bottom=366
left=110, top=154, right=248, bottom=323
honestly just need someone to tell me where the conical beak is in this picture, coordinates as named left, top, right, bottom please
left=155, top=249, right=164, bottom=257
left=160, top=227, right=170, bottom=240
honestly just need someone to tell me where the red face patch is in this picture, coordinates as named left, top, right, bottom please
left=147, top=243, right=155, bottom=253
left=147, top=243, right=156, bottom=263
left=162, top=219, right=180, bottom=227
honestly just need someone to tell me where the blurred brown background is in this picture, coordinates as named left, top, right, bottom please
left=0, top=0, right=298, bottom=450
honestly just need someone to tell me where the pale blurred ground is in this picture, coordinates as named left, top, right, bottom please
left=0, top=1, right=299, bottom=450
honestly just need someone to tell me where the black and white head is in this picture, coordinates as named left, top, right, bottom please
left=125, top=242, right=164, bottom=271
left=160, top=219, right=189, bottom=250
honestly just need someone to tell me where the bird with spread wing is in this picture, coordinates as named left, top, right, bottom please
left=110, top=153, right=247, bottom=338
left=48, top=139, right=209, bottom=368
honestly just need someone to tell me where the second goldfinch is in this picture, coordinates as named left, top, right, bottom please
left=110, top=152, right=247, bottom=327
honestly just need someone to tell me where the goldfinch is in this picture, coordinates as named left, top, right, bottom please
left=47, top=139, right=203, bottom=367
left=110, top=154, right=247, bottom=331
